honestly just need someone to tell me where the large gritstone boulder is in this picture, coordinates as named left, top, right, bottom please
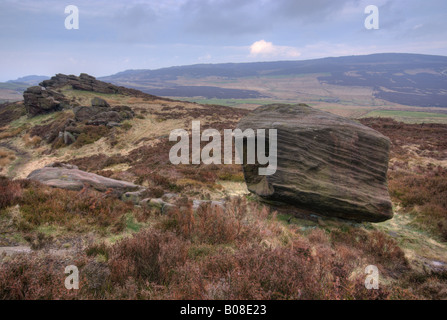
left=237, top=104, right=393, bottom=222
left=27, top=163, right=140, bottom=196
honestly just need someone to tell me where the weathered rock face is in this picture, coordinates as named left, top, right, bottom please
left=39, top=73, right=157, bottom=99
left=24, top=72, right=158, bottom=117
left=73, top=99, right=134, bottom=126
left=111, top=105, right=135, bottom=120
left=23, top=86, right=67, bottom=116
left=91, top=97, right=110, bottom=108
left=27, top=164, right=139, bottom=196
left=74, top=105, right=108, bottom=122
left=40, top=73, right=119, bottom=94
left=237, top=104, right=393, bottom=222
left=26, top=95, right=135, bottom=147
left=87, top=111, right=122, bottom=126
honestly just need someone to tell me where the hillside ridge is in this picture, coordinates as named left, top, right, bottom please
left=100, top=53, right=447, bottom=108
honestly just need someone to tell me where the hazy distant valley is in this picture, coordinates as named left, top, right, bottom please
left=99, top=53, right=447, bottom=122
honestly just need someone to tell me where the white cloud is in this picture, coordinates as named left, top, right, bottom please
left=249, top=40, right=301, bottom=58
left=250, top=40, right=275, bottom=55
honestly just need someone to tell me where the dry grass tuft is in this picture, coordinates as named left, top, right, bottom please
left=0, top=149, right=16, bottom=168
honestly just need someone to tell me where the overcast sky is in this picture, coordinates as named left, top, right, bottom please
left=1, top=0, right=446, bottom=81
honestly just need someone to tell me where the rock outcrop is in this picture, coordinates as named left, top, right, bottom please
left=23, top=86, right=68, bottom=116
left=40, top=73, right=120, bottom=94
left=39, top=73, right=157, bottom=99
left=91, top=97, right=110, bottom=108
left=237, top=104, right=393, bottom=222
left=27, top=163, right=140, bottom=196
left=74, top=98, right=135, bottom=126
left=24, top=73, right=158, bottom=117
left=74, top=104, right=109, bottom=122
left=26, top=95, right=135, bottom=147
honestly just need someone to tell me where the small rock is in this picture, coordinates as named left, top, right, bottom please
left=122, top=189, right=147, bottom=204
left=162, top=203, right=177, bottom=215
left=149, top=198, right=166, bottom=209
left=122, top=192, right=140, bottom=204
left=63, top=131, right=76, bottom=145
left=317, top=218, right=328, bottom=227
left=112, top=106, right=135, bottom=119
left=162, top=193, right=179, bottom=202
left=140, top=198, right=170, bottom=214
left=91, top=97, right=110, bottom=108
left=140, top=198, right=151, bottom=206
left=65, top=125, right=82, bottom=134
left=74, top=106, right=109, bottom=122
left=388, top=231, right=398, bottom=238
left=107, top=122, right=122, bottom=128
left=192, top=200, right=225, bottom=212
left=87, top=111, right=122, bottom=126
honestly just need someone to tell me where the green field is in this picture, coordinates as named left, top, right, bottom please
left=0, top=82, right=28, bottom=91
left=362, top=109, right=447, bottom=124
left=175, top=98, right=293, bottom=108
left=177, top=99, right=447, bottom=124
left=241, top=72, right=331, bottom=80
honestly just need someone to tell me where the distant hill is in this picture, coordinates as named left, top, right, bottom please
left=101, top=53, right=447, bottom=107
left=7, top=75, right=50, bottom=86
left=0, top=75, right=50, bottom=102
left=0, top=82, right=29, bottom=102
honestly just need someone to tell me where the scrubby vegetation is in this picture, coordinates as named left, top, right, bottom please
left=0, top=149, right=16, bottom=168
left=362, top=118, right=447, bottom=241
left=0, top=102, right=26, bottom=127
left=71, top=125, right=110, bottom=148
left=389, top=166, right=447, bottom=240
left=1, top=166, right=445, bottom=300
left=0, top=179, right=416, bottom=299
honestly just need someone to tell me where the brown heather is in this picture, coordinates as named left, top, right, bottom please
left=0, top=118, right=446, bottom=300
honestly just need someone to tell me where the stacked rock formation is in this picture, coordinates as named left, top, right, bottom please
left=23, top=86, right=68, bottom=116
left=39, top=73, right=157, bottom=98
left=23, top=73, right=157, bottom=117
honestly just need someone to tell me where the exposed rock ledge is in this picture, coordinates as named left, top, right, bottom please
left=27, top=163, right=139, bottom=196
left=23, top=73, right=159, bottom=117
left=40, top=73, right=158, bottom=99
